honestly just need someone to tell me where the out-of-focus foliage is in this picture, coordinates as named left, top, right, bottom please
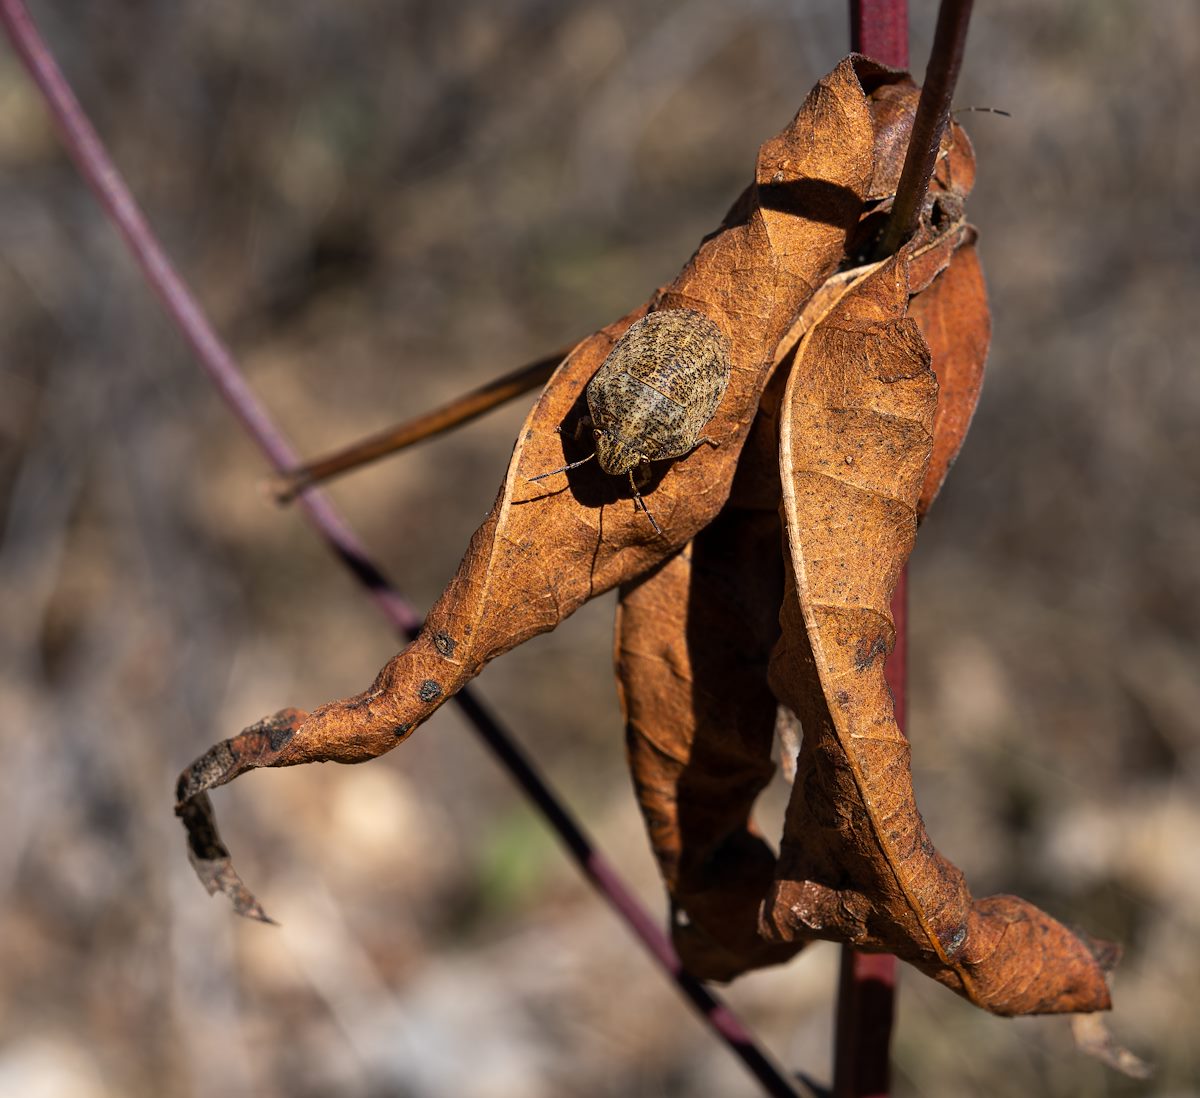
left=1, top=1, right=1197, bottom=1095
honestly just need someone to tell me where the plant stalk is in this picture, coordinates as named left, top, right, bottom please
left=850, top=0, right=908, bottom=66
left=874, top=0, right=975, bottom=259
left=837, top=2, right=911, bottom=1096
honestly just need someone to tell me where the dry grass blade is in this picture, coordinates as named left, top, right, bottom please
left=270, top=345, right=574, bottom=502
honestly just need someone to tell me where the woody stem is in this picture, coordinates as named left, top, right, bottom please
left=874, top=0, right=975, bottom=259
left=837, top=4, right=914, bottom=1098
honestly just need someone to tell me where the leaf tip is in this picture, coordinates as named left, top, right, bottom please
left=1069, top=1013, right=1153, bottom=1080
left=190, top=849, right=277, bottom=925
left=177, top=786, right=277, bottom=924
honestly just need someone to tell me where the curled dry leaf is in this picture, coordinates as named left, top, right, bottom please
left=613, top=260, right=881, bottom=981
left=910, top=236, right=989, bottom=515
left=616, top=72, right=987, bottom=981
left=614, top=227, right=979, bottom=981
left=617, top=505, right=798, bottom=981
left=176, top=56, right=892, bottom=914
left=760, top=244, right=1114, bottom=1016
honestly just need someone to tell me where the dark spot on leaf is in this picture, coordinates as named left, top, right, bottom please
left=394, top=722, right=413, bottom=738
left=854, top=633, right=889, bottom=670
left=266, top=722, right=295, bottom=752
left=432, top=631, right=457, bottom=658
left=418, top=679, right=443, bottom=702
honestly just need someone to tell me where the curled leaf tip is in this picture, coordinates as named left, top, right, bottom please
left=174, top=708, right=308, bottom=918
left=1075, top=927, right=1122, bottom=973
left=176, top=791, right=276, bottom=923
left=1070, top=1013, right=1153, bottom=1079
left=174, top=707, right=309, bottom=806
left=174, top=740, right=237, bottom=805
left=194, top=853, right=277, bottom=925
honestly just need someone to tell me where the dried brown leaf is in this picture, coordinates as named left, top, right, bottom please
left=911, top=236, right=990, bottom=515
left=611, top=234, right=974, bottom=983
left=761, top=246, right=1114, bottom=1016
left=612, top=264, right=872, bottom=982
left=614, top=76, right=983, bottom=980
left=176, top=56, right=890, bottom=912
left=617, top=508, right=799, bottom=981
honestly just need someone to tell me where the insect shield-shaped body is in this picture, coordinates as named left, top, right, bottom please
left=533, top=309, right=731, bottom=534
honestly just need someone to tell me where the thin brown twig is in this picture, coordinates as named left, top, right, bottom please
left=874, top=0, right=975, bottom=259
left=0, top=2, right=805, bottom=1094
left=271, top=345, right=571, bottom=503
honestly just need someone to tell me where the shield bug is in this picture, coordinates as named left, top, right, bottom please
left=531, top=308, right=731, bottom=534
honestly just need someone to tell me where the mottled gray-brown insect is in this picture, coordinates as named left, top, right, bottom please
left=532, top=308, right=731, bottom=533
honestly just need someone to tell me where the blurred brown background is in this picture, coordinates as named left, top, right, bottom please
left=1, top=1, right=1197, bottom=1095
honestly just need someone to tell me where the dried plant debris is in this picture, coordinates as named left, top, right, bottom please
left=1070, top=1014, right=1154, bottom=1080
left=617, top=508, right=801, bottom=981
left=173, top=49, right=1131, bottom=1062
left=614, top=92, right=985, bottom=981
left=174, top=709, right=306, bottom=921
left=176, top=55, right=893, bottom=908
left=762, top=245, right=1114, bottom=1016
left=910, top=237, right=989, bottom=515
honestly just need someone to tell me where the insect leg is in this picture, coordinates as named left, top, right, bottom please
left=628, top=469, right=663, bottom=537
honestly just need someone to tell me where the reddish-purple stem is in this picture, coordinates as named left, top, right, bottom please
left=875, top=0, right=974, bottom=258
left=0, top=3, right=803, bottom=1094
left=840, top=4, right=908, bottom=1098
left=850, top=0, right=909, bottom=68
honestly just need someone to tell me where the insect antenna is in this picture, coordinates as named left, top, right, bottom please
left=951, top=106, right=1011, bottom=117
left=528, top=452, right=595, bottom=482
left=628, top=470, right=663, bottom=537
